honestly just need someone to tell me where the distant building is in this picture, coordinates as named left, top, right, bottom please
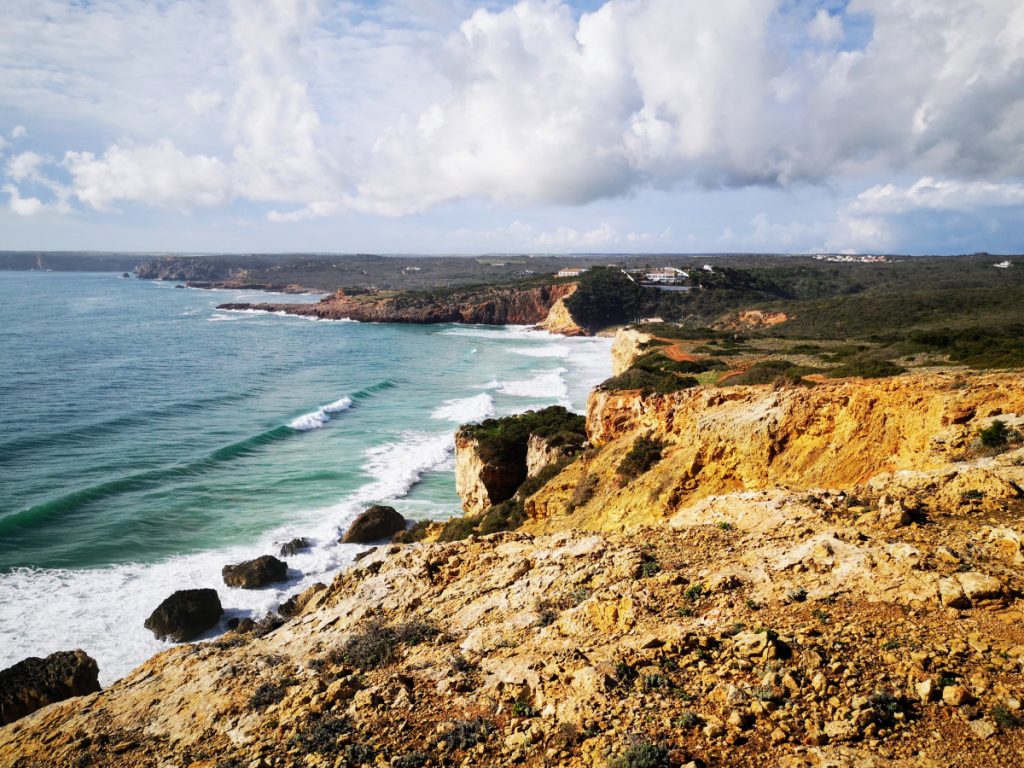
left=644, top=267, right=688, bottom=283
left=557, top=267, right=590, bottom=278
left=994, top=260, right=1012, bottom=269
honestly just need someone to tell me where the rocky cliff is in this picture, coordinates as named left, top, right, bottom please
left=609, top=328, right=654, bottom=375
left=454, top=433, right=527, bottom=516
left=525, top=371, right=1024, bottom=532
left=218, top=283, right=580, bottom=327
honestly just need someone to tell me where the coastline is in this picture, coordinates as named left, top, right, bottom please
left=0, top=274, right=612, bottom=687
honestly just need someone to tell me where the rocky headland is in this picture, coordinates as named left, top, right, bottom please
left=217, top=282, right=582, bottom=329
left=3, top=335, right=1024, bottom=767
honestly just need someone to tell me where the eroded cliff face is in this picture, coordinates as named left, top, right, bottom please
left=609, top=328, right=653, bottom=375
left=535, top=295, right=585, bottom=336
left=219, top=283, right=579, bottom=327
left=454, top=434, right=526, bottom=516
left=527, top=371, right=1024, bottom=531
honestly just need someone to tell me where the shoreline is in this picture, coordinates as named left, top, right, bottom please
left=0, top=308, right=612, bottom=687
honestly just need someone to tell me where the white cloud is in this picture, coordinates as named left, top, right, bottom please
left=807, top=9, right=844, bottom=44
left=3, top=184, right=47, bottom=216
left=7, top=151, right=45, bottom=183
left=186, top=88, right=223, bottom=116
left=10, top=126, right=27, bottom=139
left=64, top=141, right=232, bottom=211
left=1, top=0, right=1023, bottom=228
left=851, top=177, right=1024, bottom=215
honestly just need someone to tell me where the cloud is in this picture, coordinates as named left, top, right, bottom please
left=64, top=141, right=232, bottom=211
left=7, top=151, right=45, bottom=183
left=2, top=0, right=1023, bottom=228
left=851, top=177, right=1024, bottom=215
left=807, top=9, right=844, bottom=44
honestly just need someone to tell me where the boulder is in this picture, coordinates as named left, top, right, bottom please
left=0, top=650, right=101, bottom=725
left=341, top=505, right=406, bottom=544
left=279, top=537, right=311, bottom=557
left=222, top=555, right=289, bottom=589
left=144, top=588, right=223, bottom=642
left=957, top=571, right=1003, bottom=602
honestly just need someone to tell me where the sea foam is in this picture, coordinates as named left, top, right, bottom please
left=431, top=393, right=495, bottom=423
left=289, top=396, right=353, bottom=431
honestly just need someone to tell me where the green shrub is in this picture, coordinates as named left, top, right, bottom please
left=290, top=715, right=353, bottom=754
left=248, top=682, right=285, bottom=710
left=979, top=420, right=1013, bottom=449
left=478, top=499, right=526, bottom=535
left=438, top=516, right=479, bottom=542
left=441, top=718, right=493, bottom=750
left=459, top=406, right=586, bottom=466
left=335, top=618, right=439, bottom=670
left=602, top=368, right=699, bottom=395
left=516, top=460, right=569, bottom=499
left=827, top=358, right=905, bottom=379
left=611, top=740, right=670, bottom=768
left=394, top=519, right=433, bottom=544
left=723, top=359, right=819, bottom=387
left=564, top=267, right=645, bottom=330
left=617, top=436, right=666, bottom=480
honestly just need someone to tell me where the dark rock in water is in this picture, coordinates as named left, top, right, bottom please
left=233, top=618, right=256, bottom=634
left=226, top=617, right=240, bottom=631
left=341, top=505, right=406, bottom=544
left=222, top=555, right=289, bottom=589
left=144, top=588, right=223, bottom=642
left=279, top=537, right=311, bottom=557
left=0, top=650, right=101, bottom=725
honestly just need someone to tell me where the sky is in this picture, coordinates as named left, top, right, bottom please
left=1, top=0, right=1022, bottom=255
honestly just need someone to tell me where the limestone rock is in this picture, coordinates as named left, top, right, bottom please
left=0, top=651, right=100, bottom=725
left=454, top=434, right=526, bottom=516
left=143, top=588, right=223, bottom=642
left=956, top=572, right=1003, bottom=602
left=526, top=434, right=577, bottom=478
left=341, top=506, right=407, bottom=544
left=222, top=555, right=289, bottom=589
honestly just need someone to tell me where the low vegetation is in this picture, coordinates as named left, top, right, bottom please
left=617, top=436, right=666, bottom=481
left=333, top=619, right=440, bottom=670
left=459, top=406, right=586, bottom=466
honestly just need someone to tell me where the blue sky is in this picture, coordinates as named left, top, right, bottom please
left=1, top=0, right=1022, bottom=254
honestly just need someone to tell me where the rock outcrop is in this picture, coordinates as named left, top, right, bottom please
left=535, top=294, right=585, bottom=336
left=341, top=505, right=407, bottom=544
left=527, top=371, right=1024, bottom=531
left=525, top=434, right=577, bottom=477
left=454, top=433, right=527, bottom=516
left=222, top=556, right=289, bottom=589
left=218, top=282, right=579, bottom=327
left=143, top=588, right=223, bottom=642
left=279, top=537, right=311, bottom=556
left=0, top=651, right=100, bottom=725
left=610, top=327, right=654, bottom=375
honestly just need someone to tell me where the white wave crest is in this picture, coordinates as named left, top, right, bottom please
left=431, top=393, right=495, bottom=423
left=510, top=344, right=570, bottom=358
left=289, top=396, right=354, bottom=431
left=488, top=367, right=570, bottom=405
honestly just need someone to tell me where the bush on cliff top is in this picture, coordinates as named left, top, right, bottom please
left=617, top=436, right=666, bottom=481
left=459, top=406, right=586, bottom=465
left=601, top=368, right=699, bottom=396
left=564, top=267, right=645, bottom=331
left=722, top=359, right=820, bottom=387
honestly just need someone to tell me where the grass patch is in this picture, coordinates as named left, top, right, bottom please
left=334, top=618, right=439, bottom=670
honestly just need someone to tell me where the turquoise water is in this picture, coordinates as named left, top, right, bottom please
left=0, top=271, right=611, bottom=683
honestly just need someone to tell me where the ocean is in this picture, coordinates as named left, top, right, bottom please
left=0, top=271, right=611, bottom=685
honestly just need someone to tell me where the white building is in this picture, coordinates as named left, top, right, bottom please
left=557, top=267, right=590, bottom=278
left=644, top=267, right=688, bottom=283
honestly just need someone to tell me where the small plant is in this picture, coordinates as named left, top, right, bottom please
left=335, top=618, right=439, bottom=670
left=751, top=685, right=779, bottom=702
left=611, top=739, right=670, bottom=768
left=960, top=489, right=985, bottom=503
left=684, top=583, right=705, bottom=602
left=572, top=586, right=592, bottom=605
left=614, top=660, right=637, bottom=686
left=677, top=710, right=701, bottom=728
left=535, top=599, right=560, bottom=627
left=639, top=557, right=661, bottom=579
left=938, top=675, right=958, bottom=689
left=676, top=606, right=692, bottom=617
left=343, top=744, right=375, bottom=766
left=441, top=718, right=493, bottom=750
left=868, top=690, right=907, bottom=727
left=881, top=638, right=901, bottom=651
left=991, top=704, right=1024, bottom=728
left=745, top=597, right=761, bottom=611
left=248, top=682, right=285, bottom=710
left=552, top=722, right=581, bottom=751
left=394, top=619, right=440, bottom=646
left=449, top=653, right=477, bottom=674
left=812, top=609, right=831, bottom=624
left=568, top=473, right=600, bottom=511
left=786, top=587, right=808, bottom=603
left=717, top=521, right=733, bottom=531
left=643, top=673, right=671, bottom=691
left=617, top=436, right=666, bottom=481
left=512, top=698, right=537, bottom=718
left=394, top=519, right=433, bottom=543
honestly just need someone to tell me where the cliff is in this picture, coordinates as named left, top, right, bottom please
left=454, top=433, right=526, bottom=516
left=4, top=366, right=1024, bottom=766
left=218, top=283, right=580, bottom=327
left=609, top=328, right=653, bottom=375
left=527, top=371, right=1024, bottom=531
